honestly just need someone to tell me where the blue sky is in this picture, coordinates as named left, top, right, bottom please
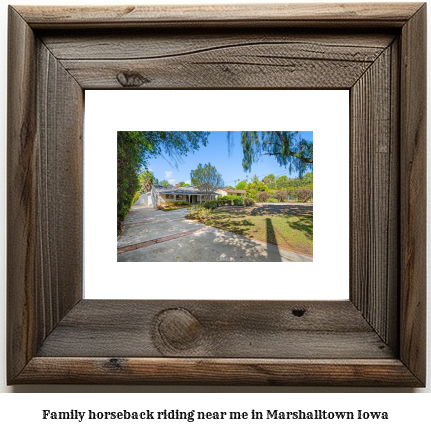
left=147, top=131, right=313, bottom=187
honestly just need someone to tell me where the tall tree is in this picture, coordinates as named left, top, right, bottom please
left=139, top=170, right=155, bottom=192
left=190, top=163, right=224, bottom=200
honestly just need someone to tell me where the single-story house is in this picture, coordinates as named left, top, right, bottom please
left=216, top=188, right=247, bottom=197
left=144, top=185, right=220, bottom=208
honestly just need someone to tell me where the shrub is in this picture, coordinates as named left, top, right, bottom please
left=186, top=207, right=212, bottom=221
left=161, top=200, right=190, bottom=208
left=267, top=198, right=278, bottom=203
left=202, top=200, right=218, bottom=209
left=256, top=191, right=271, bottom=202
left=297, top=187, right=313, bottom=202
left=243, top=198, right=255, bottom=206
left=218, top=196, right=234, bottom=206
left=233, top=197, right=245, bottom=206
left=287, top=187, right=298, bottom=201
left=188, top=203, right=202, bottom=210
left=274, top=189, right=288, bottom=202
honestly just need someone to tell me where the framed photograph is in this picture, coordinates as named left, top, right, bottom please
left=7, top=3, right=426, bottom=386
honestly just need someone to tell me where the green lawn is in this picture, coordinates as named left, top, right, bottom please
left=199, top=204, right=313, bottom=256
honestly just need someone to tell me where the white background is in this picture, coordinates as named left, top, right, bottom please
left=0, top=0, right=429, bottom=423
left=84, top=90, right=349, bottom=300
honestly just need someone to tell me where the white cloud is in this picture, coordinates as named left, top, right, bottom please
left=168, top=179, right=176, bottom=185
left=185, top=179, right=191, bottom=185
left=165, top=171, right=172, bottom=179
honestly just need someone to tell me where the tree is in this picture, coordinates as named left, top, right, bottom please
left=159, top=180, right=171, bottom=186
left=303, top=172, right=313, bottom=184
left=274, top=189, right=288, bottom=202
left=263, top=174, right=275, bottom=184
left=139, top=170, right=155, bottom=192
left=190, top=163, right=224, bottom=200
left=276, top=175, right=289, bottom=189
left=178, top=181, right=190, bottom=187
left=256, top=191, right=271, bottom=202
left=297, top=187, right=313, bottom=202
left=117, top=131, right=209, bottom=231
left=117, top=131, right=146, bottom=230
left=245, top=181, right=268, bottom=199
left=231, top=131, right=312, bottom=176
left=236, top=181, right=247, bottom=190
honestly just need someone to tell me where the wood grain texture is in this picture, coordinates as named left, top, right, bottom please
left=60, top=57, right=372, bottom=90
left=7, top=6, right=38, bottom=381
left=15, top=358, right=423, bottom=386
left=41, top=30, right=395, bottom=60
left=399, top=3, right=427, bottom=385
left=40, top=29, right=394, bottom=89
left=7, top=6, right=84, bottom=384
left=7, top=3, right=427, bottom=386
left=15, top=3, right=423, bottom=29
left=36, top=300, right=393, bottom=359
left=350, top=44, right=398, bottom=348
left=52, top=31, right=394, bottom=89
left=387, top=38, right=401, bottom=352
left=35, top=41, right=84, bottom=338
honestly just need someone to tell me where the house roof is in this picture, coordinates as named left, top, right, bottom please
left=218, top=188, right=247, bottom=194
left=153, top=185, right=220, bottom=196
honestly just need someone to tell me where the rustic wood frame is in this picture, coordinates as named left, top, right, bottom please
left=7, top=3, right=426, bottom=386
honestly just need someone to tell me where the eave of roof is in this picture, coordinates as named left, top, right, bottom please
left=153, top=185, right=220, bottom=195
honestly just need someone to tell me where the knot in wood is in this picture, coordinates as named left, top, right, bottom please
left=155, top=308, right=203, bottom=351
left=116, top=71, right=150, bottom=87
left=292, top=308, right=306, bottom=317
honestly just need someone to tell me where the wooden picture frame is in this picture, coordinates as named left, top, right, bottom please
left=7, top=3, right=426, bottom=386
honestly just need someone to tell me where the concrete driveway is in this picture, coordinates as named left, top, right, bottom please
left=117, top=200, right=312, bottom=262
